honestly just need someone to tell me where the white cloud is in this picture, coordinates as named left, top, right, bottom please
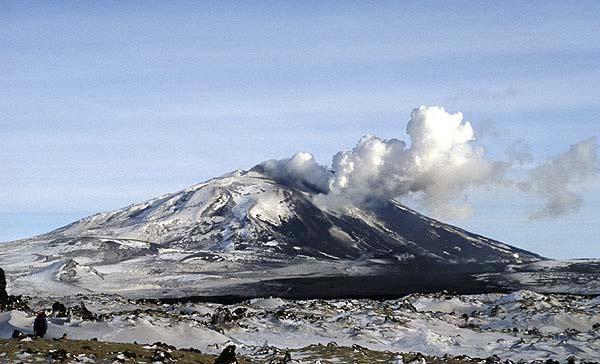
left=258, top=106, right=504, bottom=217
left=256, top=106, right=599, bottom=220
left=256, top=152, right=330, bottom=194
left=521, top=137, right=599, bottom=219
left=328, top=106, right=505, bottom=215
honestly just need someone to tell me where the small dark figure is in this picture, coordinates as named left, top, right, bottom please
left=0, top=268, right=8, bottom=310
left=214, top=345, right=237, bottom=364
left=60, top=332, right=68, bottom=340
left=33, top=312, right=48, bottom=338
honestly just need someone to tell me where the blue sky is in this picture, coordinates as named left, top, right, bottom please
left=1, top=1, right=599, bottom=258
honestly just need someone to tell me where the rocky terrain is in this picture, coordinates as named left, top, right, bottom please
left=0, top=337, right=529, bottom=364
left=0, top=338, right=224, bottom=364
left=0, top=290, right=599, bottom=363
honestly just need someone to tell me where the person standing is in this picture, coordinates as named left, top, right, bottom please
left=33, top=312, right=48, bottom=338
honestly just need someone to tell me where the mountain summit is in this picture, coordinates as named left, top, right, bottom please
left=0, top=169, right=548, bottom=298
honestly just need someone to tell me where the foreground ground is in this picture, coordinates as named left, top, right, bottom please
left=0, top=338, right=222, bottom=363
left=1, top=291, right=599, bottom=363
left=0, top=338, right=535, bottom=364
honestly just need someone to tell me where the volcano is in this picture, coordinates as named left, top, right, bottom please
left=3, top=169, right=597, bottom=299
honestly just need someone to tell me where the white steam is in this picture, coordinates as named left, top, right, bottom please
left=327, top=106, right=504, bottom=216
left=258, top=152, right=330, bottom=194
left=257, top=106, right=598, bottom=220
left=520, top=137, right=599, bottom=220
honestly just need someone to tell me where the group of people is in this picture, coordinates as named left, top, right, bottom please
left=32, top=311, right=67, bottom=340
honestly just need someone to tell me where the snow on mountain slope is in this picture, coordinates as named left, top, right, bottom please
left=0, top=169, right=544, bottom=297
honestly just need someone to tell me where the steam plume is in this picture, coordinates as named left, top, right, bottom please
left=257, top=106, right=598, bottom=219
left=520, top=137, right=599, bottom=219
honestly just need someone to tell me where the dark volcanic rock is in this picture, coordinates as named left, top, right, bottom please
left=69, top=302, right=97, bottom=321
left=211, top=307, right=246, bottom=328
left=214, top=345, right=237, bottom=364
left=269, top=351, right=292, bottom=364
left=152, top=349, right=173, bottom=363
left=52, top=301, right=68, bottom=317
left=11, top=329, right=25, bottom=339
left=6, top=294, right=31, bottom=313
left=49, top=348, right=69, bottom=361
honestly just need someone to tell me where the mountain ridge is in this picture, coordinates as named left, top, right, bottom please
left=0, top=168, right=576, bottom=299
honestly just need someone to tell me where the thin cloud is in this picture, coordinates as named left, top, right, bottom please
left=521, top=137, right=599, bottom=220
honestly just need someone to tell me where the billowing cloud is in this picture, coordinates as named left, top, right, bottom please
left=255, top=106, right=598, bottom=220
left=256, top=152, right=330, bottom=194
left=327, top=106, right=505, bottom=215
left=257, top=106, right=504, bottom=215
left=520, top=137, right=599, bottom=220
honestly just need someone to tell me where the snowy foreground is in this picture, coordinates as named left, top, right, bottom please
left=1, top=290, right=599, bottom=363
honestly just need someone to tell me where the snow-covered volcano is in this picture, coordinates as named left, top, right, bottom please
left=0, top=169, right=549, bottom=298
